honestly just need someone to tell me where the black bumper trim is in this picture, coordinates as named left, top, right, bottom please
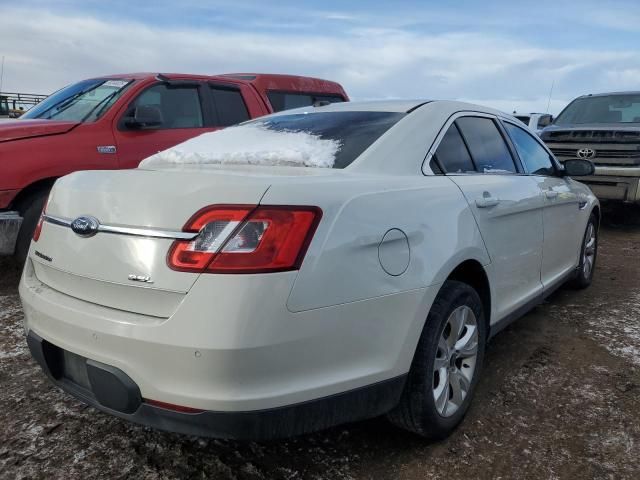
left=27, top=331, right=407, bottom=440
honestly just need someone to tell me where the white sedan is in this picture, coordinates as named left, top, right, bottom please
left=19, top=100, right=599, bottom=440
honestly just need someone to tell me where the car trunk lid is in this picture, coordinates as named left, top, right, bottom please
left=31, top=168, right=272, bottom=317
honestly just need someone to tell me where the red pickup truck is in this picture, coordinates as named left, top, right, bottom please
left=0, top=72, right=348, bottom=261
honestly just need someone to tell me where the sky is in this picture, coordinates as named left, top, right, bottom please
left=1, top=0, right=639, bottom=115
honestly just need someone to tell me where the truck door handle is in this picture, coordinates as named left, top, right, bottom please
left=544, top=190, right=559, bottom=199
left=476, top=195, right=500, bottom=208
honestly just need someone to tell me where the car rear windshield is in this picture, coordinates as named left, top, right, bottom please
left=247, top=111, right=406, bottom=168
left=555, top=94, right=640, bottom=125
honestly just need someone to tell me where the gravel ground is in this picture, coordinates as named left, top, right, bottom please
left=1, top=206, right=639, bottom=479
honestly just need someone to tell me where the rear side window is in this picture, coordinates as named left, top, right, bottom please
left=504, top=122, right=555, bottom=175
left=132, top=84, right=203, bottom=129
left=267, top=91, right=345, bottom=112
left=434, top=124, right=475, bottom=174
left=456, top=117, right=517, bottom=174
left=210, top=86, right=250, bottom=126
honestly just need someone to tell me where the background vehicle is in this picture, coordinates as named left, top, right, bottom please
left=541, top=91, right=640, bottom=203
left=20, top=100, right=598, bottom=440
left=0, top=73, right=348, bottom=259
left=513, top=112, right=553, bottom=135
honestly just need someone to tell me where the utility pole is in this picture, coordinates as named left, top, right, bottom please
left=0, top=56, right=4, bottom=94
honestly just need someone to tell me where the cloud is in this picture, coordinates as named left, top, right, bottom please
left=1, top=5, right=639, bottom=115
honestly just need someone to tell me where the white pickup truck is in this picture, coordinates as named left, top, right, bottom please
left=513, top=112, right=553, bottom=135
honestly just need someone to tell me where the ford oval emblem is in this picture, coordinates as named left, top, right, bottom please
left=71, top=216, right=100, bottom=237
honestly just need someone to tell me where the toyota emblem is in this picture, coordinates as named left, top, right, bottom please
left=576, top=148, right=596, bottom=160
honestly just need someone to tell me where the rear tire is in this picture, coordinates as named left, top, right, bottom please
left=14, top=189, right=49, bottom=264
left=568, top=213, right=598, bottom=289
left=387, top=280, right=486, bottom=439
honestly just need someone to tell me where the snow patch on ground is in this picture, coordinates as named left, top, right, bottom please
left=585, top=292, right=640, bottom=366
left=139, top=124, right=341, bottom=169
left=551, top=291, right=640, bottom=367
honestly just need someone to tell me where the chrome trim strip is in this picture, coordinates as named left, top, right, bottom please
left=43, top=214, right=197, bottom=240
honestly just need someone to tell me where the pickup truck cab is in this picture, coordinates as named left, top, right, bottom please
left=513, top=112, right=553, bottom=135
left=0, top=72, right=348, bottom=260
left=541, top=92, right=640, bottom=203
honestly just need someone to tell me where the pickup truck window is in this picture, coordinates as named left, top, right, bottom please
left=210, top=86, right=250, bottom=126
left=267, top=91, right=345, bottom=112
left=130, top=84, right=203, bottom=129
left=21, top=78, right=132, bottom=122
left=555, top=94, right=640, bottom=125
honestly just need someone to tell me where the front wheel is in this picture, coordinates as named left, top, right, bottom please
left=568, top=212, right=598, bottom=289
left=387, top=280, right=486, bottom=439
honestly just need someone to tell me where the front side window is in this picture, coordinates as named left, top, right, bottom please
left=210, top=86, right=250, bottom=126
left=504, top=122, right=555, bottom=175
left=21, top=78, right=132, bottom=122
left=456, top=117, right=517, bottom=174
left=267, top=91, right=345, bottom=112
left=129, top=84, right=203, bottom=129
left=433, top=124, right=475, bottom=174
left=555, top=94, right=640, bottom=125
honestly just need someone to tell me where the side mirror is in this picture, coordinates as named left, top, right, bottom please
left=125, top=105, right=163, bottom=129
left=563, top=159, right=595, bottom=177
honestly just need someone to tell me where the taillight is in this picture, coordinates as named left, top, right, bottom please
left=32, top=195, right=51, bottom=242
left=168, top=205, right=322, bottom=274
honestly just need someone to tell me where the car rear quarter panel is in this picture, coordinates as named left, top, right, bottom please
left=261, top=175, right=490, bottom=312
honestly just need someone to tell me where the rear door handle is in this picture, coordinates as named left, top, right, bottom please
left=476, top=196, right=500, bottom=208
left=544, top=190, right=559, bottom=199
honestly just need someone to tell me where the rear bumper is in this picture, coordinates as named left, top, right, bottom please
left=0, top=211, right=23, bottom=255
left=26, top=330, right=406, bottom=440
left=20, top=257, right=435, bottom=436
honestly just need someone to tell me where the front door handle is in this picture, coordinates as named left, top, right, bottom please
left=476, top=195, right=500, bottom=208
left=544, top=189, right=559, bottom=199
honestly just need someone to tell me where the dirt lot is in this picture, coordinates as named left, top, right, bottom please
left=1, top=206, right=639, bottom=480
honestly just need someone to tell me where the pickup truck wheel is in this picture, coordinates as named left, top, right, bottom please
left=387, top=280, right=486, bottom=439
left=14, top=190, right=49, bottom=264
left=568, top=213, right=598, bottom=289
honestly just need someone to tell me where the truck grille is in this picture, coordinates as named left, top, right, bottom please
left=550, top=148, right=640, bottom=159
left=546, top=130, right=640, bottom=143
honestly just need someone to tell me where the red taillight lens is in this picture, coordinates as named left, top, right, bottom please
left=168, top=205, right=322, bottom=274
left=32, top=195, right=50, bottom=242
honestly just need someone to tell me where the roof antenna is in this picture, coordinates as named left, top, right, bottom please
left=156, top=73, right=170, bottom=82
left=546, top=79, right=555, bottom=113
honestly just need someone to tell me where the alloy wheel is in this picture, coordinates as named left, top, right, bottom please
left=432, top=305, right=478, bottom=417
